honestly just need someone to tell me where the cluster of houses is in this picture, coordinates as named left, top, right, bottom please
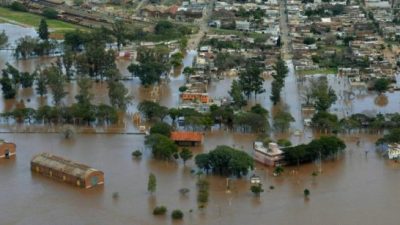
left=287, top=0, right=399, bottom=86
left=209, top=0, right=281, bottom=45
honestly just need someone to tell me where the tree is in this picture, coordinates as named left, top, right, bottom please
left=149, top=121, right=172, bottom=137
left=145, top=134, right=178, bottom=160
left=238, top=63, right=265, bottom=99
left=112, top=20, right=127, bottom=51
left=376, top=128, right=400, bottom=145
left=250, top=104, right=269, bottom=118
left=75, top=76, right=93, bottom=105
left=0, top=31, right=8, bottom=48
left=0, top=75, right=16, bottom=99
left=38, top=19, right=49, bottom=41
left=108, top=81, right=131, bottom=111
left=14, top=36, right=39, bottom=59
left=194, top=154, right=211, bottom=173
left=20, top=71, right=35, bottom=88
left=62, top=49, right=74, bottom=80
left=250, top=184, right=264, bottom=196
left=171, top=210, right=183, bottom=220
left=311, top=111, right=339, bottom=132
left=310, top=77, right=337, bottom=111
left=283, top=136, right=345, bottom=165
left=195, top=145, right=254, bottom=177
left=271, top=56, right=288, bottom=105
left=138, top=101, right=168, bottom=121
left=36, top=71, right=48, bottom=97
left=170, top=52, right=184, bottom=67
left=128, top=48, right=169, bottom=86
left=373, top=78, right=390, bottom=94
left=179, top=147, right=193, bottom=165
left=42, top=8, right=58, bottom=19
left=183, top=67, right=195, bottom=77
left=64, top=29, right=86, bottom=51
left=148, top=173, right=157, bottom=194
left=233, top=112, right=269, bottom=133
left=43, top=65, right=67, bottom=106
left=273, top=108, right=295, bottom=132
left=229, top=79, right=246, bottom=108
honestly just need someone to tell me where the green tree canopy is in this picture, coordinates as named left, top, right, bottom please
left=38, top=19, right=49, bottom=41
left=145, top=134, right=178, bottom=160
left=149, top=121, right=172, bottom=137
left=195, top=145, right=254, bottom=177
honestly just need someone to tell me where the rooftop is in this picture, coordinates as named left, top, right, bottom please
left=170, top=131, right=203, bottom=142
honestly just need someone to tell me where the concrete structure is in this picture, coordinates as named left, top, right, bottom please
left=253, top=142, right=284, bottom=166
left=31, top=153, right=104, bottom=189
left=0, top=140, right=16, bottom=159
left=388, top=144, right=400, bottom=159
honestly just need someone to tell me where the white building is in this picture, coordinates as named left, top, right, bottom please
left=388, top=144, right=400, bottom=159
left=253, top=142, right=284, bottom=166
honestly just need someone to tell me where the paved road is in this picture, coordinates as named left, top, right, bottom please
left=187, top=0, right=215, bottom=50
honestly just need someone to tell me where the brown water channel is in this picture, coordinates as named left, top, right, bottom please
left=1, top=23, right=400, bottom=225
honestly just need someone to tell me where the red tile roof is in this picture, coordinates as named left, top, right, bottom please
left=170, top=131, right=203, bottom=142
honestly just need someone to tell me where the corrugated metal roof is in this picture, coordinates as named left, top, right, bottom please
left=31, top=153, right=100, bottom=179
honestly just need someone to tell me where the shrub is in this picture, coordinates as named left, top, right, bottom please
left=42, top=8, right=58, bottom=19
left=277, top=139, right=292, bottom=147
left=153, top=206, right=167, bottom=215
left=9, top=2, right=27, bottom=12
left=171, top=209, right=183, bottom=220
left=132, top=150, right=142, bottom=158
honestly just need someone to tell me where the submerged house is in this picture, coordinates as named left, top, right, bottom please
left=253, top=142, right=284, bottom=166
left=31, top=153, right=104, bottom=189
left=170, top=131, right=203, bottom=146
left=0, top=140, right=16, bottom=159
left=387, top=144, right=400, bottom=159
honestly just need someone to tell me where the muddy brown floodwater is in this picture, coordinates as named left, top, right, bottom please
left=1, top=133, right=400, bottom=225
left=2, top=23, right=400, bottom=225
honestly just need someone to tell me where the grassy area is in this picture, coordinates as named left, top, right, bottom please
left=297, top=68, right=338, bottom=76
left=0, top=7, right=88, bottom=36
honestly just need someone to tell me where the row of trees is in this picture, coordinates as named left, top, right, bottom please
left=138, top=100, right=296, bottom=133
left=283, top=136, right=346, bottom=165
left=1, top=103, right=118, bottom=125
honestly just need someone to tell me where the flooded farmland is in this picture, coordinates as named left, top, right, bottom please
left=2, top=23, right=400, bottom=225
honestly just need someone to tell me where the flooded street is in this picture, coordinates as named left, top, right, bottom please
left=2, top=23, right=400, bottom=225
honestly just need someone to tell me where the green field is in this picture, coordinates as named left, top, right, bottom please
left=297, top=68, right=338, bottom=76
left=0, top=7, right=87, bottom=36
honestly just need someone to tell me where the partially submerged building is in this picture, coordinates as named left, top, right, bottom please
left=170, top=131, right=203, bottom=146
left=31, top=153, right=104, bottom=189
left=387, top=144, right=400, bottom=159
left=0, top=140, right=16, bottom=159
left=253, top=142, right=284, bottom=166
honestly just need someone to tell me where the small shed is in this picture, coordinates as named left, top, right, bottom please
left=0, top=140, right=16, bottom=159
left=31, top=153, right=104, bottom=189
left=170, top=131, right=203, bottom=146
